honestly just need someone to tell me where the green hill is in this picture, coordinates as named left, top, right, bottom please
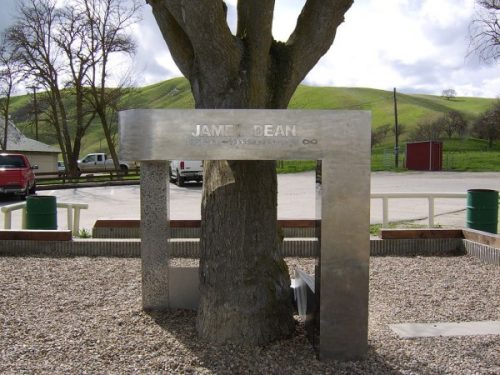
left=8, top=77, right=497, bottom=160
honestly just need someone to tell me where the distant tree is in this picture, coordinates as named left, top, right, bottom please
left=472, top=100, right=500, bottom=148
left=469, top=0, right=500, bottom=63
left=442, top=110, right=468, bottom=138
left=371, top=124, right=391, bottom=149
left=441, top=88, right=457, bottom=100
left=0, top=34, right=21, bottom=150
left=392, top=123, right=406, bottom=137
left=410, top=119, right=444, bottom=141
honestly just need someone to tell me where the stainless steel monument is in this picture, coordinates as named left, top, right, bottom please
left=119, top=109, right=371, bottom=360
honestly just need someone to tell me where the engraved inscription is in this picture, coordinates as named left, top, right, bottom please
left=192, top=124, right=235, bottom=137
left=191, top=124, right=297, bottom=137
left=189, top=123, right=302, bottom=148
left=253, top=125, right=296, bottom=137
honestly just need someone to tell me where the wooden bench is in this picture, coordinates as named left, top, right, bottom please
left=0, top=230, right=72, bottom=241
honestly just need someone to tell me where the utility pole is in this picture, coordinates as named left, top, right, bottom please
left=393, top=87, right=399, bottom=168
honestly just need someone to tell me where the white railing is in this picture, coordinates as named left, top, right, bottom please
left=1, top=201, right=89, bottom=236
left=371, top=193, right=467, bottom=227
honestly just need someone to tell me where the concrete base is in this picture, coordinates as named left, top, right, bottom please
left=390, top=321, right=500, bottom=338
left=169, top=266, right=199, bottom=310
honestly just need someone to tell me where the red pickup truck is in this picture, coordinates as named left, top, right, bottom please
left=0, top=153, right=37, bottom=198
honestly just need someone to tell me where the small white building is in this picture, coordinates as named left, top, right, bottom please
left=0, top=117, right=60, bottom=173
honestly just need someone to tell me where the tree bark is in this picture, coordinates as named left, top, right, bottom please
left=148, top=0, right=353, bottom=345
left=198, top=160, right=294, bottom=344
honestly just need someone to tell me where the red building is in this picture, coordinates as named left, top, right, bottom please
left=405, top=141, right=443, bottom=171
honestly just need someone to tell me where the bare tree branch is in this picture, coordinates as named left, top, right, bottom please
left=469, top=0, right=500, bottom=63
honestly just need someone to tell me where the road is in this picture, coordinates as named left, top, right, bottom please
left=1, top=171, right=499, bottom=232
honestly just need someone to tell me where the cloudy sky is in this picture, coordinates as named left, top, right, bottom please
left=1, top=0, right=499, bottom=98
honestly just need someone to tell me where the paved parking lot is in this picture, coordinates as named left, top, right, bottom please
left=1, top=171, right=499, bottom=232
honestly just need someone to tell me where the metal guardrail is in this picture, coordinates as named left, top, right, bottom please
left=1, top=201, right=89, bottom=235
left=371, top=193, right=467, bottom=227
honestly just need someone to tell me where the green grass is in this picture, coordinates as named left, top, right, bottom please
left=443, top=151, right=500, bottom=171
left=276, top=160, right=317, bottom=173
left=369, top=222, right=431, bottom=236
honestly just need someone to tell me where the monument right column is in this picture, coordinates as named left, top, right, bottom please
left=319, top=147, right=371, bottom=360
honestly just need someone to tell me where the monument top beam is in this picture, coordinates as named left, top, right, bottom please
left=119, top=109, right=370, bottom=161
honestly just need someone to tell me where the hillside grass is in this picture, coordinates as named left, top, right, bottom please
left=8, top=77, right=500, bottom=171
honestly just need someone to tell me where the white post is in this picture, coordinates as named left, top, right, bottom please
left=428, top=197, right=435, bottom=227
left=382, top=197, right=389, bottom=226
left=21, top=207, right=27, bottom=229
left=73, top=207, right=81, bottom=235
left=66, top=205, right=73, bottom=233
left=4, top=211, right=12, bottom=229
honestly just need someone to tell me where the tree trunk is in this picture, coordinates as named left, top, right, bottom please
left=2, top=106, right=9, bottom=150
left=148, top=0, right=353, bottom=346
left=197, top=160, right=294, bottom=344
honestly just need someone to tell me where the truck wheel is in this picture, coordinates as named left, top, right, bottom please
left=20, top=186, right=29, bottom=201
left=169, top=167, right=175, bottom=182
left=120, top=165, right=129, bottom=175
left=176, top=170, right=185, bottom=187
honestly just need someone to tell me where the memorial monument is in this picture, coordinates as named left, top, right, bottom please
left=119, top=108, right=371, bottom=360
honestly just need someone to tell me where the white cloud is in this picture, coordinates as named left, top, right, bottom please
left=301, top=0, right=499, bottom=97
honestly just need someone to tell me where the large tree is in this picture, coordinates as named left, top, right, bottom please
left=82, top=0, right=141, bottom=172
left=147, top=0, right=353, bottom=345
left=7, top=0, right=140, bottom=175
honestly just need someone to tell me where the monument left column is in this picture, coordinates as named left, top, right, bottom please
left=140, top=161, right=170, bottom=310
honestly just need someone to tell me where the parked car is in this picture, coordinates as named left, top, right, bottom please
left=0, top=153, right=37, bottom=198
left=57, top=161, right=65, bottom=177
left=169, top=160, right=203, bottom=186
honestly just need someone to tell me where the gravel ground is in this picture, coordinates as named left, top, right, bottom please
left=0, top=255, right=498, bottom=374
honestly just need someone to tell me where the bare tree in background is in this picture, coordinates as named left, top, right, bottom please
left=441, top=88, right=457, bottom=100
left=82, top=0, right=142, bottom=172
left=7, top=0, right=85, bottom=175
left=147, top=0, right=354, bottom=345
left=0, top=34, right=22, bottom=150
left=442, top=110, right=468, bottom=138
left=472, top=99, right=500, bottom=148
left=6, top=0, right=141, bottom=175
left=469, top=0, right=500, bottom=63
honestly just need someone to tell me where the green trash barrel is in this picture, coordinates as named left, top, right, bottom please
left=466, top=189, right=498, bottom=234
left=26, top=196, right=57, bottom=230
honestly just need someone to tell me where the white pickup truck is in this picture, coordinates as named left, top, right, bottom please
left=77, top=153, right=131, bottom=174
left=169, top=160, right=203, bottom=186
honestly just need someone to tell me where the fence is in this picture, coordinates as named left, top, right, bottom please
left=371, top=192, right=467, bottom=227
left=35, top=167, right=141, bottom=185
left=1, top=201, right=88, bottom=235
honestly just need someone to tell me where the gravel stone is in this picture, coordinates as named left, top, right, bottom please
left=0, top=255, right=498, bottom=374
